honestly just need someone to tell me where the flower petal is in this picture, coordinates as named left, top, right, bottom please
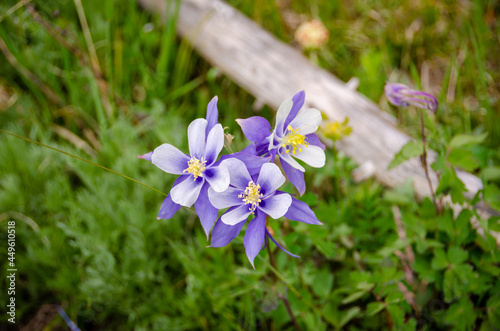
left=170, top=176, right=204, bottom=207
left=222, top=152, right=272, bottom=178
left=221, top=204, right=252, bottom=226
left=274, top=98, right=293, bottom=139
left=157, top=176, right=187, bottom=219
left=288, top=107, right=322, bottom=135
left=293, top=145, right=326, bottom=168
left=256, top=163, right=286, bottom=196
left=279, top=151, right=305, bottom=172
left=258, top=193, right=292, bottom=219
left=236, top=116, right=271, bottom=142
left=208, top=186, right=242, bottom=209
left=221, top=158, right=253, bottom=189
left=284, top=90, right=305, bottom=128
left=204, top=123, right=224, bottom=165
left=188, top=118, right=208, bottom=159
left=152, top=144, right=190, bottom=174
left=195, top=182, right=218, bottom=240
left=306, top=133, right=325, bottom=150
left=283, top=195, right=323, bottom=225
left=244, top=211, right=266, bottom=268
left=206, top=96, right=219, bottom=135
left=138, top=151, right=153, bottom=161
left=281, top=160, right=306, bottom=195
left=205, top=163, right=230, bottom=192
left=158, top=194, right=181, bottom=220
left=266, top=228, right=300, bottom=258
left=210, top=213, right=245, bottom=247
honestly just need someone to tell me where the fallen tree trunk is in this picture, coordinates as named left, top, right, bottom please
left=138, top=0, right=485, bottom=207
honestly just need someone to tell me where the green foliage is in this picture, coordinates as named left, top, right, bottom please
left=1, top=0, right=500, bottom=330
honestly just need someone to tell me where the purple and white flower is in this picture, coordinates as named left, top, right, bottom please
left=236, top=91, right=326, bottom=195
left=384, top=82, right=438, bottom=112
left=139, top=97, right=229, bottom=238
left=208, top=158, right=322, bottom=267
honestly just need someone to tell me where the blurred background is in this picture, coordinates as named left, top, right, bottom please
left=1, top=0, right=499, bottom=329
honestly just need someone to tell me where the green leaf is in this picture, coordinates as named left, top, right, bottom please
left=447, top=246, right=468, bottom=265
left=366, top=302, right=387, bottom=316
left=338, top=307, right=361, bottom=328
left=431, top=249, right=449, bottom=270
left=312, top=268, right=334, bottom=297
left=448, top=149, right=479, bottom=172
left=449, top=132, right=487, bottom=149
left=341, top=291, right=367, bottom=304
left=388, top=140, right=423, bottom=169
left=481, top=166, right=500, bottom=182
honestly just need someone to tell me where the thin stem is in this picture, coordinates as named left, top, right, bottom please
left=266, top=221, right=302, bottom=331
left=419, top=109, right=437, bottom=207
left=1, top=129, right=167, bottom=197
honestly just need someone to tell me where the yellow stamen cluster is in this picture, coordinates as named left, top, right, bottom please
left=282, top=125, right=308, bottom=155
left=239, top=181, right=264, bottom=212
left=183, top=157, right=207, bottom=180
left=321, top=118, right=352, bottom=141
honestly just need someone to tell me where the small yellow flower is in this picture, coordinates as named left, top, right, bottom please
left=321, top=118, right=352, bottom=141
left=295, top=19, right=329, bottom=49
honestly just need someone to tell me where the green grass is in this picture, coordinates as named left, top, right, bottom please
left=1, top=0, right=500, bottom=329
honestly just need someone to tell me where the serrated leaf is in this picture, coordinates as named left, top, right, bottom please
left=448, top=149, right=479, bottom=172
left=388, top=140, right=423, bottom=169
left=447, top=246, right=468, bottom=265
left=431, top=249, right=448, bottom=270
left=449, top=132, right=487, bottom=149
left=338, top=307, right=361, bottom=328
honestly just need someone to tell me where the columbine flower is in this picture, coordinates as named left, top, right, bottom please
left=295, top=19, right=329, bottom=49
left=208, top=158, right=322, bottom=267
left=236, top=91, right=325, bottom=195
left=139, top=97, right=229, bottom=238
left=384, top=83, right=438, bottom=112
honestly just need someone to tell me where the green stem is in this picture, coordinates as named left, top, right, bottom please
left=1, top=129, right=167, bottom=197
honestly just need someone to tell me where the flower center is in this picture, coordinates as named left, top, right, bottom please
left=282, top=125, right=308, bottom=155
left=238, top=181, right=264, bottom=212
left=183, top=157, right=207, bottom=180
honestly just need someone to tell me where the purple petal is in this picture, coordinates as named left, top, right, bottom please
left=220, top=158, right=253, bottom=189
left=195, top=182, right=218, bottom=240
left=205, top=163, right=230, bottom=192
left=205, top=123, right=224, bottom=165
left=221, top=204, right=252, bottom=226
left=284, top=90, right=305, bottom=128
left=170, top=176, right=204, bottom=207
left=236, top=116, right=271, bottom=143
left=244, top=211, right=266, bottom=268
left=152, top=144, right=190, bottom=175
left=258, top=193, right=292, bottom=219
left=210, top=211, right=245, bottom=247
left=306, top=133, right=325, bottom=150
left=281, top=159, right=306, bottom=195
left=283, top=195, right=323, bottom=225
left=158, top=176, right=186, bottom=219
left=208, top=186, right=242, bottom=209
left=266, top=228, right=300, bottom=258
left=256, top=163, right=286, bottom=195
left=188, top=118, right=207, bottom=159
left=138, top=151, right=153, bottom=161
left=206, top=96, right=219, bottom=135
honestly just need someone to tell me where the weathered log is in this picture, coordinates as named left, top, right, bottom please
left=138, top=0, right=485, bottom=207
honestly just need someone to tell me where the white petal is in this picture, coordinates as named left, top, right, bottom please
left=221, top=204, right=252, bottom=225
left=273, top=98, right=293, bottom=139
left=205, top=163, right=230, bottom=192
left=288, top=108, right=322, bottom=135
left=188, top=118, right=207, bottom=159
left=204, top=124, right=224, bottom=165
left=258, top=193, right=292, bottom=219
left=221, top=158, right=253, bottom=189
left=256, top=163, right=286, bottom=196
left=294, top=145, right=325, bottom=168
left=208, top=186, right=242, bottom=209
left=279, top=151, right=305, bottom=172
left=151, top=144, right=190, bottom=174
left=170, top=177, right=204, bottom=207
